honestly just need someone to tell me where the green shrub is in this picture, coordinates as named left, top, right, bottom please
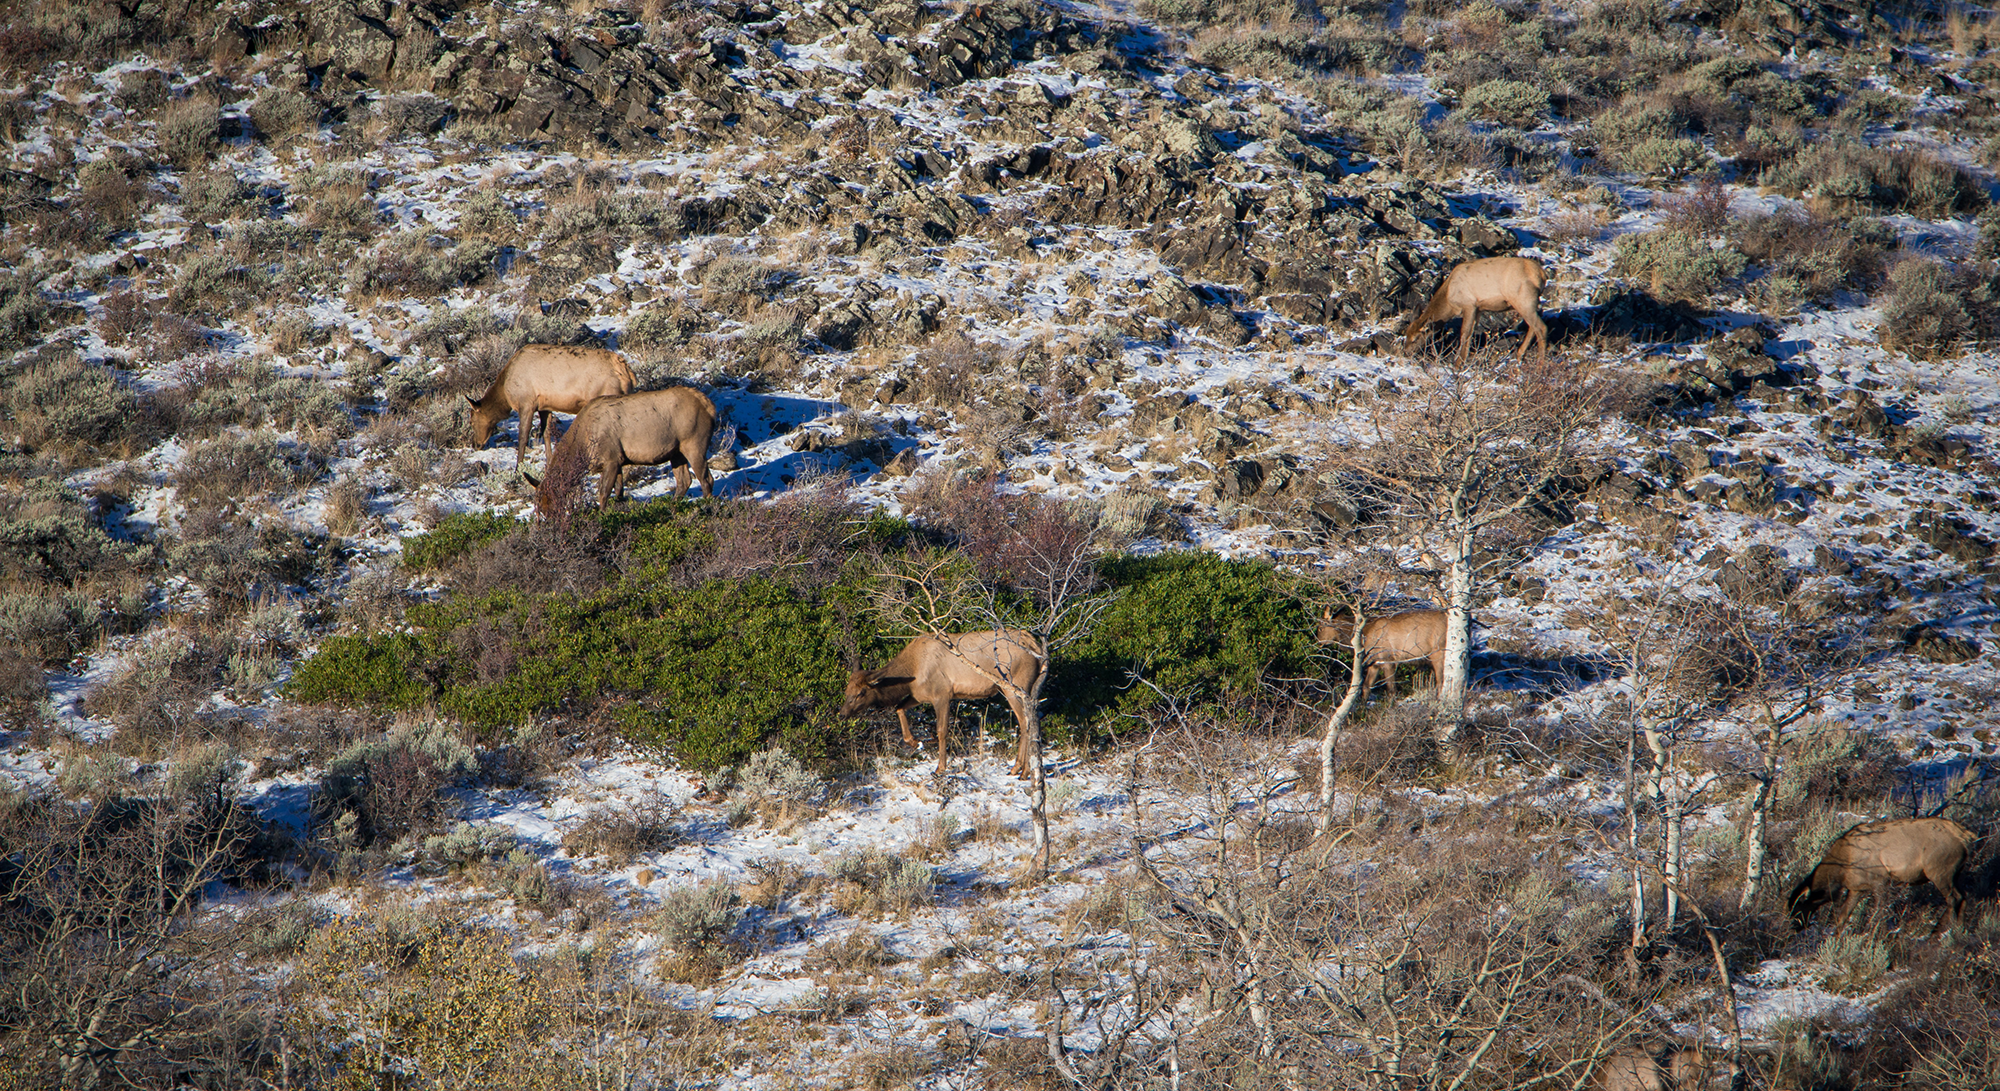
left=652, top=879, right=741, bottom=950
left=455, top=190, right=518, bottom=239
left=1612, top=228, right=1748, bottom=302
left=285, top=633, right=432, bottom=709
left=1049, top=553, right=1318, bottom=726
left=1462, top=79, right=1549, bottom=127
left=402, top=511, right=521, bottom=571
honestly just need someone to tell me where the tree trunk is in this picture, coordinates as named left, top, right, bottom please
left=1021, top=676, right=1050, bottom=878
left=1739, top=767, right=1774, bottom=909
left=1437, top=534, right=1475, bottom=740
left=1625, top=728, right=1648, bottom=979
left=1319, top=610, right=1370, bottom=831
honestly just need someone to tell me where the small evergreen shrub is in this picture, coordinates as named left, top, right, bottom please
left=1049, top=553, right=1319, bottom=726
left=285, top=633, right=432, bottom=708
left=402, top=511, right=520, bottom=571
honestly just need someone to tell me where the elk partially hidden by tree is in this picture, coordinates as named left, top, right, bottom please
left=1787, top=816, right=1978, bottom=936
left=524, top=386, right=717, bottom=512
left=466, top=344, right=637, bottom=466
left=1315, top=605, right=1447, bottom=700
left=1592, top=1045, right=1730, bottom=1091
left=839, top=629, right=1044, bottom=778
left=1404, top=255, right=1550, bottom=367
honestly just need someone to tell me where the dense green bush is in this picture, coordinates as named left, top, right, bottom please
left=293, top=501, right=1327, bottom=769
left=402, top=511, right=521, bottom=571
left=285, top=633, right=432, bottom=709
left=1048, top=553, right=1320, bottom=726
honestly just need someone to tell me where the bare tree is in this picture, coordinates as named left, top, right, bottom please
left=1600, top=585, right=1735, bottom=931
left=1714, top=589, right=1874, bottom=909
left=1331, top=349, right=1608, bottom=739
left=0, top=774, right=268, bottom=1089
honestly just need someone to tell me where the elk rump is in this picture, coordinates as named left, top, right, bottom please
left=527, top=386, right=718, bottom=511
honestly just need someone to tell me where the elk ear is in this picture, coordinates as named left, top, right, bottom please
left=521, top=471, right=541, bottom=487
left=466, top=395, right=479, bottom=407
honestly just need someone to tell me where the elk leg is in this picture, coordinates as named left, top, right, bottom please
left=541, top=410, right=558, bottom=464
left=895, top=707, right=920, bottom=751
left=596, top=461, right=618, bottom=509
left=1516, top=303, right=1549, bottom=365
left=1457, top=305, right=1477, bottom=366
left=693, top=444, right=715, bottom=498
left=1929, top=866, right=1965, bottom=934
left=672, top=463, right=692, bottom=500
left=1006, top=692, right=1035, bottom=778
left=933, top=698, right=952, bottom=774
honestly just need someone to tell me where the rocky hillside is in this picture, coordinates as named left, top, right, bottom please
left=3, top=0, right=2000, bottom=1086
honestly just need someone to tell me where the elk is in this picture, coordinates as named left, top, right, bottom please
left=840, top=630, right=1043, bottom=778
left=1316, top=606, right=1448, bottom=700
left=1404, top=255, right=1549, bottom=367
left=1592, top=1046, right=1728, bottom=1091
left=1787, top=816, right=1978, bottom=936
left=466, top=344, right=636, bottom=466
left=524, top=386, right=718, bottom=511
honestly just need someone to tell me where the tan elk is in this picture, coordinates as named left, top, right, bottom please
left=467, top=344, right=636, bottom=465
left=1787, top=816, right=1978, bottom=936
left=525, top=386, right=718, bottom=511
left=1592, top=1046, right=1730, bottom=1091
left=840, top=630, right=1043, bottom=777
left=1404, top=255, right=1549, bottom=367
left=1317, top=606, right=1448, bottom=700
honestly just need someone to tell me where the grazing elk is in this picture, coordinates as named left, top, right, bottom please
left=467, top=344, right=636, bottom=466
left=1404, top=255, right=1550, bottom=367
left=840, top=630, right=1043, bottom=777
left=1316, top=606, right=1448, bottom=700
left=1787, top=816, right=1978, bottom=936
left=524, top=386, right=718, bottom=511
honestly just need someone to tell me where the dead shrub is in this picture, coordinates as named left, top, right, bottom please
left=691, top=481, right=867, bottom=587
left=911, top=332, right=998, bottom=407
left=1655, top=174, right=1731, bottom=235
left=560, top=799, right=684, bottom=864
